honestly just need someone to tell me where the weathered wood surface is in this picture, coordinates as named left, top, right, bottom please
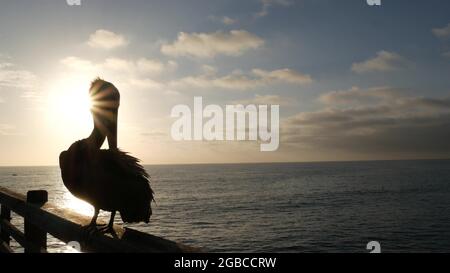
left=0, top=239, right=13, bottom=253
left=0, top=186, right=199, bottom=253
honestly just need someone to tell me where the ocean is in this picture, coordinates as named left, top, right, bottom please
left=1, top=160, right=450, bottom=253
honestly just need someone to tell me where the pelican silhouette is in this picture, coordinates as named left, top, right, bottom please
left=59, top=78, right=154, bottom=231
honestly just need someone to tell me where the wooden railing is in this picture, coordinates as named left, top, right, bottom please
left=0, top=186, right=198, bottom=253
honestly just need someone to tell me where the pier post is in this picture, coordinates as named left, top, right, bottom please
left=1, top=205, right=11, bottom=246
left=24, top=190, right=48, bottom=253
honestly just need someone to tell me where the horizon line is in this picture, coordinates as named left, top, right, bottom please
left=1, top=157, right=449, bottom=168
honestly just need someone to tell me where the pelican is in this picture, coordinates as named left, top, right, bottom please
left=59, top=78, right=154, bottom=231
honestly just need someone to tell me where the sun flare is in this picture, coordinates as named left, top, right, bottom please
left=46, top=77, right=93, bottom=136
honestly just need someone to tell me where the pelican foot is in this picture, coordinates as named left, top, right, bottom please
left=85, top=223, right=117, bottom=237
left=97, top=224, right=113, bottom=233
left=81, top=223, right=107, bottom=234
left=97, top=224, right=118, bottom=238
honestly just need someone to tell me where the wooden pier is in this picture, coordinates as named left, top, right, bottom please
left=0, top=186, right=197, bottom=253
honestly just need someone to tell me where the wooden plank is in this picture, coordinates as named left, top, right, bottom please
left=0, top=239, right=13, bottom=253
left=0, top=186, right=199, bottom=253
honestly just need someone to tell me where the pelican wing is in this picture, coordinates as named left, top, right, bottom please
left=99, top=149, right=150, bottom=179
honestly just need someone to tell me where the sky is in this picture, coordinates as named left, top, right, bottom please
left=0, top=0, right=450, bottom=166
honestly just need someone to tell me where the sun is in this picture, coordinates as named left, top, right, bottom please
left=46, top=77, right=93, bottom=136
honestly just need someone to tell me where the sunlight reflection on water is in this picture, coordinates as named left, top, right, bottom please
left=62, top=191, right=95, bottom=216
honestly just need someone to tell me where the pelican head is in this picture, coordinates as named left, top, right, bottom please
left=89, top=78, right=121, bottom=150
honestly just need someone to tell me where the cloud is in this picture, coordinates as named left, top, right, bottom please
left=232, top=94, right=294, bottom=106
left=209, top=16, right=237, bottom=25
left=161, top=30, right=264, bottom=58
left=282, top=86, right=450, bottom=158
left=252, top=68, right=313, bottom=84
left=222, top=16, right=237, bottom=25
left=0, top=54, right=11, bottom=60
left=256, top=0, right=292, bottom=18
left=170, top=67, right=312, bottom=91
left=61, top=56, right=176, bottom=75
left=126, top=78, right=166, bottom=90
left=0, top=62, right=38, bottom=90
left=432, top=23, right=450, bottom=39
left=444, top=51, right=450, bottom=58
left=102, top=57, right=177, bottom=74
left=21, top=91, right=41, bottom=99
left=60, top=56, right=176, bottom=92
left=0, top=62, right=13, bottom=69
left=60, top=57, right=311, bottom=94
left=351, top=51, right=408, bottom=74
left=60, top=57, right=96, bottom=71
left=141, top=130, right=167, bottom=138
left=170, top=71, right=260, bottom=90
left=87, top=29, right=128, bottom=49
left=0, top=124, right=15, bottom=136
left=319, top=86, right=401, bottom=105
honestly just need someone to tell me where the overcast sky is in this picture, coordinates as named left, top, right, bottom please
left=1, top=0, right=450, bottom=166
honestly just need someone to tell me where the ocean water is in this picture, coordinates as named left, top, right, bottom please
left=1, top=160, right=450, bottom=253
